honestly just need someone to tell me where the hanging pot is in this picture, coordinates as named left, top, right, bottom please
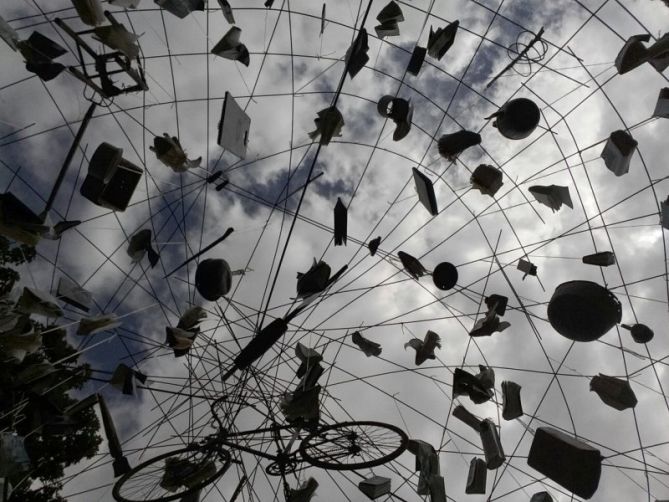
left=487, top=98, right=540, bottom=140
left=547, top=281, right=621, bottom=342
left=195, top=258, right=232, bottom=301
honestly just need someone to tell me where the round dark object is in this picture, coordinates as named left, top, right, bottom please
left=627, top=323, right=654, bottom=343
left=195, top=258, right=231, bottom=301
left=547, top=281, right=621, bottom=342
left=491, top=98, right=540, bottom=140
left=432, top=262, right=458, bottom=290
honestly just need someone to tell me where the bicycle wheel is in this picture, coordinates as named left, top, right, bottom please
left=112, top=446, right=231, bottom=502
left=299, top=421, right=408, bottom=471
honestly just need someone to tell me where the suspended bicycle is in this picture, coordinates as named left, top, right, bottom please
left=112, top=395, right=408, bottom=502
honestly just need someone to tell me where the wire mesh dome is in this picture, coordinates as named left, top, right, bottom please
left=0, top=1, right=668, bottom=501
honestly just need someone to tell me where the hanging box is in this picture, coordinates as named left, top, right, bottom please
left=358, top=476, right=390, bottom=500
left=582, top=251, right=615, bottom=267
left=452, top=405, right=481, bottom=431
left=501, top=380, right=523, bottom=420
left=479, top=419, right=505, bottom=469
left=80, top=143, right=143, bottom=212
left=601, top=130, right=637, bottom=177
left=407, top=45, right=426, bottom=75
left=527, top=427, right=601, bottom=499
left=465, top=457, right=487, bottom=494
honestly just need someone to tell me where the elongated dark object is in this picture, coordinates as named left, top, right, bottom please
left=206, top=170, right=223, bottom=183
left=334, top=197, right=347, bottom=246
left=230, top=475, right=248, bottom=502
left=320, top=3, right=326, bottom=35
left=42, top=102, right=96, bottom=218
left=164, top=227, right=234, bottom=278
left=98, top=393, right=131, bottom=477
left=222, top=317, right=288, bottom=382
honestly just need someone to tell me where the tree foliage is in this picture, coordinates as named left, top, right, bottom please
left=0, top=236, right=35, bottom=296
left=0, top=237, right=101, bottom=501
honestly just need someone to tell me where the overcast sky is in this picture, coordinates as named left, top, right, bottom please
left=1, top=0, right=669, bottom=501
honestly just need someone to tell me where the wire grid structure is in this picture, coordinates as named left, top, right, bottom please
left=0, top=0, right=669, bottom=501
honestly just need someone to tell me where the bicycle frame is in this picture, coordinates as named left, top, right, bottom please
left=216, top=424, right=302, bottom=464
left=209, top=390, right=309, bottom=469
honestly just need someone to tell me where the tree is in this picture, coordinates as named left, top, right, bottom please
left=10, top=328, right=101, bottom=487
left=8, top=485, right=66, bottom=502
left=0, top=237, right=102, bottom=501
left=0, top=236, right=35, bottom=296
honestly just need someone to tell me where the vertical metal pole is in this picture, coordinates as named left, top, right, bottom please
left=42, top=101, right=96, bottom=218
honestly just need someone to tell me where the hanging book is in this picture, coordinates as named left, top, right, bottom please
left=218, top=91, right=251, bottom=159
